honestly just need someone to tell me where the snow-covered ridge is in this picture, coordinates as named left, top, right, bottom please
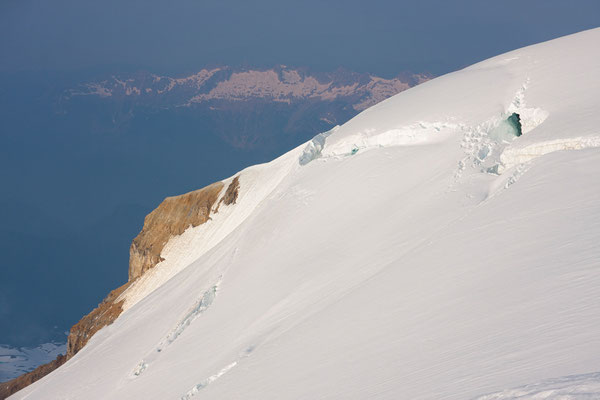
left=119, top=144, right=303, bottom=312
left=68, top=66, right=430, bottom=111
left=12, top=28, right=600, bottom=400
left=300, top=32, right=598, bottom=178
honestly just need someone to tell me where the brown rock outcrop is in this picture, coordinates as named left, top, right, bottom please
left=128, top=181, right=224, bottom=281
left=66, top=282, right=131, bottom=358
left=3, top=177, right=242, bottom=399
left=221, top=176, right=240, bottom=206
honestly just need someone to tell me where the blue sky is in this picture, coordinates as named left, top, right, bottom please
left=1, top=0, right=599, bottom=76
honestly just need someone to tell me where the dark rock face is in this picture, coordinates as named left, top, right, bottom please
left=222, top=176, right=240, bottom=206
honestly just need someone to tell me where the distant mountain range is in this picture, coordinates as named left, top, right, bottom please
left=62, top=66, right=430, bottom=149
left=67, top=66, right=429, bottom=111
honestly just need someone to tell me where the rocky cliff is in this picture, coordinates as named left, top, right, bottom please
left=129, top=181, right=224, bottom=281
left=0, top=177, right=240, bottom=399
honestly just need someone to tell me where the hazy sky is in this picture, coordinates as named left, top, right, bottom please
left=1, top=0, right=599, bottom=77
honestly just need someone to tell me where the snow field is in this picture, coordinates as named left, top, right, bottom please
left=12, top=28, right=600, bottom=400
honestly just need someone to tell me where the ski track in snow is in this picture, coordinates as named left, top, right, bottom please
left=179, top=345, right=258, bottom=400
left=179, top=342, right=262, bottom=399
left=474, top=372, right=600, bottom=400
left=180, top=361, right=238, bottom=399
left=132, top=279, right=222, bottom=378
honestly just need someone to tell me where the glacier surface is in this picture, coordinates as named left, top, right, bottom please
left=11, top=28, right=600, bottom=399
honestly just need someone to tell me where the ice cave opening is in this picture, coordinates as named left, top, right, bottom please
left=489, top=112, right=523, bottom=143
left=507, top=112, right=522, bottom=137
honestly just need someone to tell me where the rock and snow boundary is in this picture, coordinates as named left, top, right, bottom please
left=11, top=28, right=600, bottom=400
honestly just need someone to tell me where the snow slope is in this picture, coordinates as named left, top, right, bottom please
left=12, top=28, right=600, bottom=399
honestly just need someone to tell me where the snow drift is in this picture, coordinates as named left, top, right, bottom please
left=11, top=28, right=600, bottom=399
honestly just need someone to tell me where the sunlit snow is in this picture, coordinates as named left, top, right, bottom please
left=11, top=28, right=600, bottom=400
